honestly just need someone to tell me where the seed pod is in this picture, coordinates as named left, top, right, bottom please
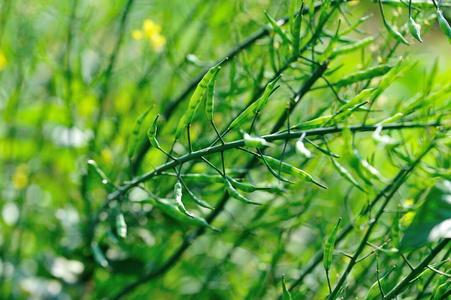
left=226, top=175, right=257, bottom=193
left=296, top=138, right=312, bottom=158
left=258, top=152, right=295, bottom=184
left=340, top=14, right=373, bottom=37
left=292, top=102, right=366, bottom=131
left=175, top=59, right=226, bottom=139
left=385, top=22, right=410, bottom=45
left=147, top=114, right=160, bottom=148
left=323, top=218, right=342, bottom=272
left=364, top=266, right=395, bottom=300
left=91, top=241, right=109, bottom=268
left=180, top=179, right=213, bottom=210
left=243, top=132, right=274, bottom=148
left=155, top=198, right=220, bottom=231
left=408, top=17, right=422, bottom=43
left=292, top=5, right=303, bottom=56
left=437, top=9, right=451, bottom=43
left=224, top=178, right=261, bottom=205
left=205, top=68, right=220, bottom=122
left=228, top=75, right=281, bottom=131
left=337, top=88, right=375, bottom=113
left=265, top=11, right=291, bottom=44
left=334, top=65, right=392, bottom=87
left=174, top=181, right=194, bottom=218
left=282, top=274, right=292, bottom=300
left=259, top=155, right=327, bottom=189
left=331, top=158, right=365, bottom=192
left=378, top=0, right=409, bottom=45
left=128, top=108, right=151, bottom=157
left=330, top=36, right=376, bottom=58
left=116, top=213, right=127, bottom=238
left=180, top=173, right=224, bottom=183
left=318, top=20, right=340, bottom=63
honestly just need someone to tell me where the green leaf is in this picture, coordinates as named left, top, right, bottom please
left=401, top=180, right=451, bottom=250
left=282, top=274, right=292, bottom=300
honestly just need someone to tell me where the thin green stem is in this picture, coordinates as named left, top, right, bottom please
left=328, top=143, right=434, bottom=299
left=383, top=239, right=450, bottom=299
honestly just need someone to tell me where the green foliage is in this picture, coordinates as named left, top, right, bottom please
left=2, top=0, right=451, bottom=299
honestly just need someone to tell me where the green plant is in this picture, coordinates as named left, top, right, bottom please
left=2, top=0, right=451, bottom=299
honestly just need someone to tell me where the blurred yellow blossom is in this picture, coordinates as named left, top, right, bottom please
left=12, top=164, right=30, bottom=189
left=0, top=50, right=7, bottom=71
left=143, top=20, right=161, bottom=37
left=132, top=30, right=143, bottom=40
left=101, top=148, right=113, bottom=164
left=150, top=34, right=166, bottom=52
left=132, top=19, right=166, bottom=52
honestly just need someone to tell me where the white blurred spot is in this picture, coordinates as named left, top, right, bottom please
left=2, top=202, right=19, bottom=225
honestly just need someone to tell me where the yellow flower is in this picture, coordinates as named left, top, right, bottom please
left=132, top=30, right=143, bottom=40
left=150, top=34, right=166, bottom=52
left=143, top=19, right=161, bottom=38
left=0, top=50, right=7, bottom=71
left=101, top=148, right=113, bottom=164
left=133, top=19, right=166, bottom=52
left=12, top=164, right=30, bottom=189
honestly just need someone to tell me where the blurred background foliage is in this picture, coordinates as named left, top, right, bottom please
left=1, top=0, right=451, bottom=299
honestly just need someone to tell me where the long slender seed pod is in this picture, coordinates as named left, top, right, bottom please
left=364, top=266, right=396, bottom=300
left=228, top=75, right=282, bottom=131
left=173, top=173, right=224, bottom=183
left=282, top=274, right=292, bottom=300
left=174, top=181, right=194, bottom=218
left=408, top=17, right=422, bottom=42
left=224, top=178, right=261, bottom=205
left=265, top=11, right=291, bottom=44
left=226, top=175, right=257, bottom=193
left=180, top=179, right=214, bottom=210
left=318, top=20, right=341, bottom=63
left=437, top=9, right=451, bottom=43
left=331, top=158, right=365, bottom=192
left=292, top=2, right=304, bottom=56
left=340, top=14, right=373, bottom=36
left=175, top=58, right=227, bottom=139
left=205, top=68, right=220, bottom=122
left=150, top=198, right=219, bottom=231
left=147, top=114, right=160, bottom=148
left=330, top=36, right=376, bottom=58
left=128, top=107, right=152, bottom=157
left=379, top=0, right=410, bottom=45
left=334, top=65, right=392, bottom=87
left=259, top=155, right=327, bottom=189
left=337, top=88, right=375, bottom=113
left=323, top=218, right=342, bottom=272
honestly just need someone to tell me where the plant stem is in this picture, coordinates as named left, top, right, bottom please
left=327, top=143, right=434, bottom=299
